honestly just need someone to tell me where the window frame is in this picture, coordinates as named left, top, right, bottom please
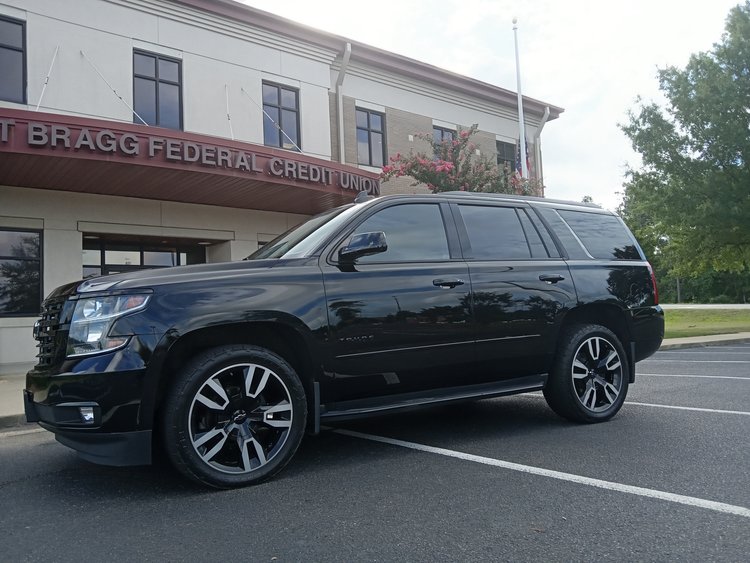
left=496, top=140, right=516, bottom=172
left=433, top=126, right=455, bottom=144
left=355, top=108, right=386, bottom=167
left=132, top=49, right=183, bottom=130
left=454, top=204, right=534, bottom=261
left=262, top=81, right=301, bottom=151
left=556, top=209, right=642, bottom=261
left=450, top=203, right=561, bottom=262
left=329, top=202, right=458, bottom=265
left=0, top=227, right=43, bottom=317
left=82, top=236, right=206, bottom=278
left=0, top=14, right=27, bottom=104
left=433, top=126, right=456, bottom=160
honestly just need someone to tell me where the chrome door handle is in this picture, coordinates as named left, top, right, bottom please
left=539, top=274, right=565, bottom=284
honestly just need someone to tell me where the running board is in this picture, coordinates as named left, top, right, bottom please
left=319, top=374, right=547, bottom=422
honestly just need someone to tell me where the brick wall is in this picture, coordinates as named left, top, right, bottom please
left=328, top=92, right=340, bottom=163
left=332, top=97, right=539, bottom=196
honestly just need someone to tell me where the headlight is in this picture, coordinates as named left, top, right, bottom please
left=67, top=294, right=150, bottom=357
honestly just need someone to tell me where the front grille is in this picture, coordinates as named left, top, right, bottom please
left=35, top=298, right=66, bottom=366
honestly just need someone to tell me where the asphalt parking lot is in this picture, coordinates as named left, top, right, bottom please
left=1, top=343, right=748, bottom=562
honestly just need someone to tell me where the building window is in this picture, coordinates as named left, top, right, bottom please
left=496, top=140, right=516, bottom=172
left=262, top=82, right=300, bottom=151
left=356, top=109, right=385, bottom=167
left=0, top=15, right=26, bottom=104
left=133, top=50, right=182, bottom=129
left=433, top=126, right=455, bottom=159
left=433, top=126, right=454, bottom=145
left=82, top=236, right=205, bottom=278
left=0, top=229, right=41, bottom=316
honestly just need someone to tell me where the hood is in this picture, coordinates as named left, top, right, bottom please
left=69, top=257, right=316, bottom=295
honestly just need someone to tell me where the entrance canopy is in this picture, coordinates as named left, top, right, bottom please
left=0, top=109, right=380, bottom=215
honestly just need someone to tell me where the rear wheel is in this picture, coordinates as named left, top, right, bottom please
left=544, top=324, right=629, bottom=423
left=162, top=344, right=307, bottom=488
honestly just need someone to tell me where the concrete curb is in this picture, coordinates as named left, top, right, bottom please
left=659, top=333, right=750, bottom=350
left=0, top=414, right=32, bottom=431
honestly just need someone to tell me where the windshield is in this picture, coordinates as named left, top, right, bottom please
left=247, top=203, right=362, bottom=260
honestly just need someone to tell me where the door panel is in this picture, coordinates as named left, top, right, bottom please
left=453, top=203, right=576, bottom=376
left=319, top=201, right=474, bottom=402
left=323, top=261, right=473, bottom=376
left=469, top=260, right=575, bottom=375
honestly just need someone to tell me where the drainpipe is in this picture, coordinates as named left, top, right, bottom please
left=335, top=42, right=352, bottom=164
left=533, top=106, right=550, bottom=192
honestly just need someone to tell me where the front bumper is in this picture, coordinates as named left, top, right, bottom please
left=24, top=389, right=152, bottom=466
left=25, top=353, right=154, bottom=466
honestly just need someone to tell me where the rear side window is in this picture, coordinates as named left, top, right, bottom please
left=350, top=203, right=450, bottom=263
left=458, top=205, right=546, bottom=260
left=557, top=210, right=640, bottom=260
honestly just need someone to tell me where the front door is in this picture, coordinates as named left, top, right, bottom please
left=320, top=201, right=474, bottom=400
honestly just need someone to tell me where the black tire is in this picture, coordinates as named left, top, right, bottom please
left=162, top=344, right=307, bottom=489
left=543, top=324, right=629, bottom=423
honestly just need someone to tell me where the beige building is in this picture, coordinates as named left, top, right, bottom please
left=0, top=0, right=562, bottom=372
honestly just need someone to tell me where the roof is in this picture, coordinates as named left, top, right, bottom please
left=174, top=0, right=564, bottom=121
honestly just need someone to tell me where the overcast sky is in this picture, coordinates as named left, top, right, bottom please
left=245, top=0, right=739, bottom=211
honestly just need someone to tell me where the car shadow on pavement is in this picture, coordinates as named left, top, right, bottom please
left=29, top=395, right=577, bottom=498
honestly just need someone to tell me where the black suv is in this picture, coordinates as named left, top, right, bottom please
left=24, top=193, right=663, bottom=488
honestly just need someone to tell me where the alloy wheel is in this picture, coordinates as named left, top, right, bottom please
left=570, top=336, right=623, bottom=413
left=188, top=363, right=293, bottom=474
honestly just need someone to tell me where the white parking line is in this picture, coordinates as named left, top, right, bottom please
left=625, top=402, right=750, bottom=416
left=638, top=373, right=750, bottom=381
left=638, top=358, right=750, bottom=364
left=656, top=351, right=750, bottom=356
left=335, top=429, right=750, bottom=519
left=519, top=393, right=750, bottom=415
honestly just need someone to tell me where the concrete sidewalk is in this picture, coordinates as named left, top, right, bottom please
left=2, top=332, right=749, bottom=430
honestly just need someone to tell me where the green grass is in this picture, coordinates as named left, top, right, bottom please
left=664, top=309, right=750, bottom=338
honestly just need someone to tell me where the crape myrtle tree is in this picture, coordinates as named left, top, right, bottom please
left=381, top=124, right=542, bottom=195
left=620, top=1, right=750, bottom=298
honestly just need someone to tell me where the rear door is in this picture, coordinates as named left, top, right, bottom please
left=451, top=201, right=577, bottom=377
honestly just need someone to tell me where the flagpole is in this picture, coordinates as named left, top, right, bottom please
left=513, top=17, right=528, bottom=178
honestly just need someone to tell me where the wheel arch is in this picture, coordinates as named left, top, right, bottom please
left=558, top=303, right=636, bottom=382
left=146, top=320, right=320, bottom=429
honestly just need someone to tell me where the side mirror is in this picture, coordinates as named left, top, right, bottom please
left=338, top=231, right=388, bottom=262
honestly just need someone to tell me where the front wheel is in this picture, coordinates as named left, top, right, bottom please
left=544, top=324, right=629, bottom=423
left=162, top=345, right=307, bottom=488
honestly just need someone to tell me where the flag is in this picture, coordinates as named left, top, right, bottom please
left=515, top=138, right=532, bottom=178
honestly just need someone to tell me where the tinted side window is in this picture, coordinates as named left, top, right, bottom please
left=557, top=210, right=640, bottom=260
left=535, top=207, right=590, bottom=259
left=350, top=204, right=450, bottom=263
left=517, top=209, right=551, bottom=258
left=458, top=205, right=531, bottom=260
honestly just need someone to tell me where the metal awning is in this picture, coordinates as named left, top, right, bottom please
left=0, top=109, right=380, bottom=216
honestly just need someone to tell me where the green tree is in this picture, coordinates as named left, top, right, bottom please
left=620, top=2, right=750, bottom=276
left=381, top=124, right=542, bottom=195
